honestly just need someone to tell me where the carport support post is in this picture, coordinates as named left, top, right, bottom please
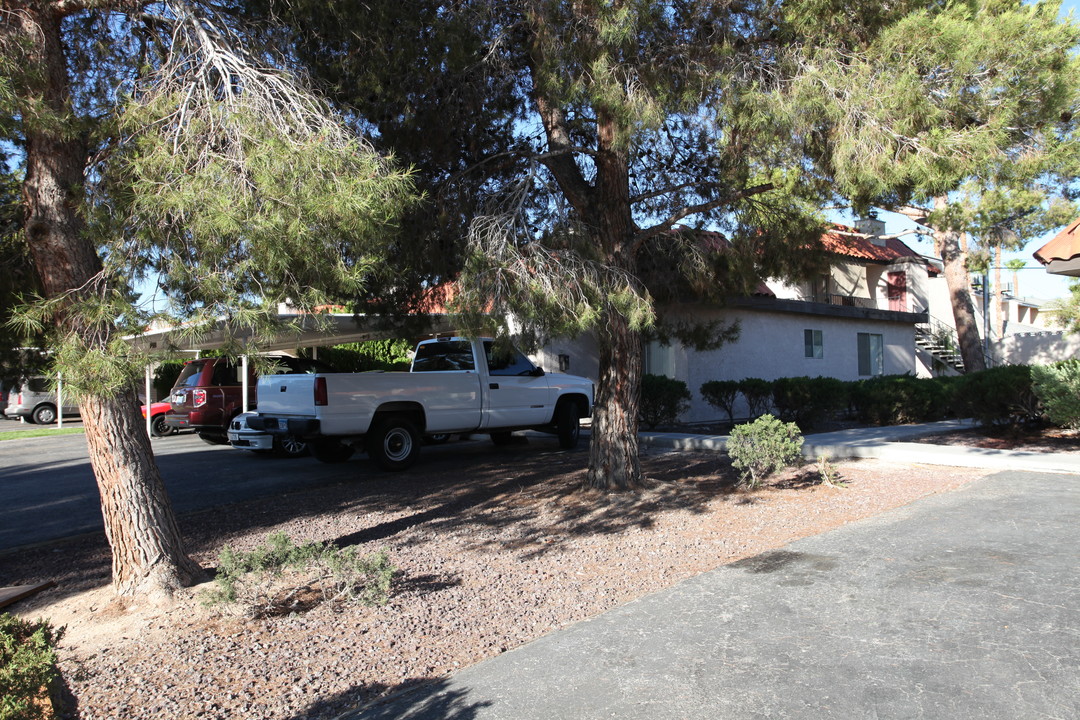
left=145, top=365, right=153, bottom=437
left=242, top=355, right=249, bottom=414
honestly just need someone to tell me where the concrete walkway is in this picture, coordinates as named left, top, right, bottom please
left=642, top=419, right=1080, bottom=475
left=351, top=469, right=1080, bottom=719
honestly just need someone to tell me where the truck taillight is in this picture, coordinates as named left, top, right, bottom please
left=314, top=377, right=328, bottom=407
left=193, top=389, right=207, bottom=408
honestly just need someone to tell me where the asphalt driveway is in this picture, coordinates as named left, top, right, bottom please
left=354, top=469, right=1080, bottom=719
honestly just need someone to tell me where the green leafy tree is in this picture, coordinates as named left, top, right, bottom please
left=1046, top=280, right=1080, bottom=333
left=0, top=2, right=414, bottom=597
left=792, top=0, right=1080, bottom=372
left=0, top=150, right=44, bottom=381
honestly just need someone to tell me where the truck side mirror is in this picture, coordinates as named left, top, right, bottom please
left=530, top=366, right=545, bottom=377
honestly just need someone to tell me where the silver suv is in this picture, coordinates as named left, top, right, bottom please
left=3, top=376, right=81, bottom=424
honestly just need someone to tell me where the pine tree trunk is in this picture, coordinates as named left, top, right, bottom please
left=933, top=199, right=986, bottom=373
left=82, top=390, right=204, bottom=597
left=17, top=4, right=202, bottom=597
left=586, top=309, right=644, bottom=490
left=584, top=108, right=646, bottom=491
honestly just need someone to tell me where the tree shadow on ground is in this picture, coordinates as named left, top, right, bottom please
left=2, top=436, right=741, bottom=608
left=291, top=677, right=492, bottom=720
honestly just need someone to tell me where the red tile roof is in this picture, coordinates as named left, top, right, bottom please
left=1034, top=216, right=1080, bottom=265
left=693, top=230, right=776, bottom=296
left=819, top=226, right=925, bottom=263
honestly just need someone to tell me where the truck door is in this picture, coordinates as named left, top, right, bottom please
left=480, top=341, right=553, bottom=428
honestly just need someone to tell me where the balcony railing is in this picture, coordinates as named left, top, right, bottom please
left=822, top=293, right=876, bottom=309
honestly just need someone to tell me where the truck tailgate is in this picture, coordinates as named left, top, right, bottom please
left=256, top=374, right=317, bottom=415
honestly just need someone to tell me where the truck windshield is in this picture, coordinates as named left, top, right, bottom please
left=412, top=341, right=475, bottom=372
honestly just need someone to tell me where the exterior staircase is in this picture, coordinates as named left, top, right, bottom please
left=915, top=318, right=965, bottom=373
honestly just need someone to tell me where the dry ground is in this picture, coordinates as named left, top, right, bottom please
left=4, top=437, right=1003, bottom=720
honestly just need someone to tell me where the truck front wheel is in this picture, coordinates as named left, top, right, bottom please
left=368, top=418, right=420, bottom=471
left=556, top=402, right=581, bottom=450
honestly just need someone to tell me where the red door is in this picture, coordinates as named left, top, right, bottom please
left=887, top=272, right=907, bottom=312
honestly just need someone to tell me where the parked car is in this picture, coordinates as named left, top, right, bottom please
left=166, top=355, right=335, bottom=446
left=3, top=376, right=81, bottom=424
left=227, top=411, right=309, bottom=457
left=141, top=401, right=178, bottom=437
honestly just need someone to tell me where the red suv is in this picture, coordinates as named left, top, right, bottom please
left=166, top=356, right=334, bottom=444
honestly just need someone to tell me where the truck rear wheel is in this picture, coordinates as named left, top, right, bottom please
left=368, top=418, right=420, bottom=471
left=310, top=439, right=355, bottom=464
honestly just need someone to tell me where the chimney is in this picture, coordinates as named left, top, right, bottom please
left=856, top=217, right=887, bottom=246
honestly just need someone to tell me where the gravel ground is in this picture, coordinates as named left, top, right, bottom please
left=5, top=438, right=989, bottom=720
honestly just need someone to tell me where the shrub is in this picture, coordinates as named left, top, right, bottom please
left=640, top=374, right=691, bottom=429
left=726, top=414, right=804, bottom=489
left=1032, top=360, right=1080, bottom=429
left=307, top=339, right=413, bottom=373
left=1, top=614, right=63, bottom=720
left=737, top=377, right=773, bottom=419
left=850, top=374, right=955, bottom=426
left=951, top=365, right=1040, bottom=428
left=202, top=532, right=394, bottom=617
left=770, top=376, right=848, bottom=431
left=700, top=380, right=739, bottom=424
left=152, top=361, right=185, bottom=399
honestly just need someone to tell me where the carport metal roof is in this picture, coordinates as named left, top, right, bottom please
left=127, top=312, right=457, bottom=354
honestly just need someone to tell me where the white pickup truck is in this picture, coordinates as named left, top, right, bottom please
left=247, top=337, right=594, bottom=470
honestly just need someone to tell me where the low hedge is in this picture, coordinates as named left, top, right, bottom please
left=771, top=376, right=849, bottom=431
left=950, top=364, right=1040, bottom=428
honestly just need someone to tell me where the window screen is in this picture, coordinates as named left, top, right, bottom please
left=857, top=333, right=884, bottom=376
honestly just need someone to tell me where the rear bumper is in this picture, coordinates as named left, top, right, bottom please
left=247, top=415, right=320, bottom=437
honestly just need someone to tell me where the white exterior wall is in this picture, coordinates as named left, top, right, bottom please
left=530, top=334, right=601, bottom=385
left=831, top=263, right=867, bottom=298
left=530, top=306, right=916, bottom=424
left=993, top=331, right=1080, bottom=366
left=679, top=307, right=915, bottom=422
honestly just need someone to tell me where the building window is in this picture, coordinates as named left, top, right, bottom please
left=804, top=329, right=823, bottom=359
left=857, top=333, right=884, bottom=376
left=644, top=340, right=676, bottom=379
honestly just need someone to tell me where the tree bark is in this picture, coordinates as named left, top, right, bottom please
left=586, top=308, right=644, bottom=490
left=932, top=198, right=986, bottom=373
left=16, top=2, right=202, bottom=597
left=82, top=389, right=204, bottom=597
left=583, top=107, right=647, bottom=490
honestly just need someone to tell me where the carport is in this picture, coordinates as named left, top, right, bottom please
left=127, top=310, right=455, bottom=437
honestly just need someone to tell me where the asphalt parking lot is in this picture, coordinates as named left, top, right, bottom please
left=0, top=422, right=509, bottom=552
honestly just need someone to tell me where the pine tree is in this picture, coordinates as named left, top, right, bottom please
left=0, top=2, right=414, bottom=597
left=262, top=1, right=960, bottom=490
left=793, top=0, right=1080, bottom=372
